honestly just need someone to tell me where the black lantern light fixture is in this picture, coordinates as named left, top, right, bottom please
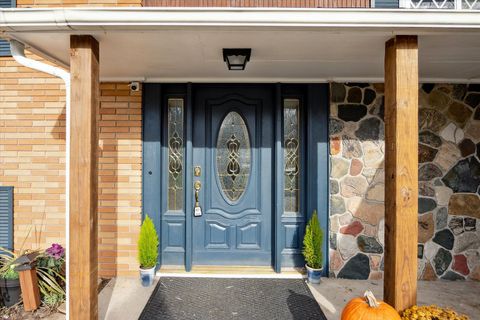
left=223, top=48, right=251, bottom=71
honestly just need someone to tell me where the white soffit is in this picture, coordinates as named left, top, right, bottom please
left=1, top=8, right=480, bottom=83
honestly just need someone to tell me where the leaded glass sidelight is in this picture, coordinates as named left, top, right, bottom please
left=284, top=99, right=300, bottom=214
left=167, top=99, right=184, bottom=211
left=216, top=111, right=251, bottom=202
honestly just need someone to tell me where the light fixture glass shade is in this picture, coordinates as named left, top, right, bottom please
left=223, top=48, right=251, bottom=71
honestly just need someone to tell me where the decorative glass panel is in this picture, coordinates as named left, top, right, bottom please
left=462, top=0, right=480, bottom=9
left=168, top=99, right=184, bottom=211
left=216, top=111, right=251, bottom=202
left=284, top=99, right=300, bottom=214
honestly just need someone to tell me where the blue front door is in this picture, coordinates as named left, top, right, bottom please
left=192, top=86, right=274, bottom=266
left=143, top=83, right=329, bottom=272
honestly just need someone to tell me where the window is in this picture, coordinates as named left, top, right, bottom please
left=284, top=99, right=300, bottom=214
left=216, top=111, right=251, bottom=202
left=167, top=99, right=184, bottom=211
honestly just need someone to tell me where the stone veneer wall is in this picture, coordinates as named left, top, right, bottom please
left=329, top=82, right=480, bottom=281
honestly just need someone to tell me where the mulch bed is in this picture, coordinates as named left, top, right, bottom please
left=0, top=304, right=59, bottom=320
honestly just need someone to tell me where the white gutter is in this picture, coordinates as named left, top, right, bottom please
left=9, top=40, right=71, bottom=317
left=1, top=8, right=480, bottom=32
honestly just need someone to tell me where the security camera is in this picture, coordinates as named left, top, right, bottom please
left=129, top=81, right=140, bottom=92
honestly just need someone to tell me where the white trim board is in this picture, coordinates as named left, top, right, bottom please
left=2, top=8, right=480, bottom=83
left=102, top=77, right=480, bottom=84
left=1, top=8, right=480, bottom=31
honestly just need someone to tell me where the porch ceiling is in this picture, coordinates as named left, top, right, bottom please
left=1, top=8, right=480, bottom=83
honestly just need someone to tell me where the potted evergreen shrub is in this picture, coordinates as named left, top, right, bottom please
left=0, top=248, right=22, bottom=307
left=138, top=215, right=159, bottom=287
left=303, top=210, right=323, bottom=284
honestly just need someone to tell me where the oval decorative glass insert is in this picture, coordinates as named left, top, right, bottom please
left=216, top=111, right=251, bottom=202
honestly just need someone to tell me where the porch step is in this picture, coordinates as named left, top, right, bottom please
left=158, top=266, right=305, bottom=279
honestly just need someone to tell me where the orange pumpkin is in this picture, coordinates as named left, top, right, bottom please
left=341, top=290, right=401, bottom=320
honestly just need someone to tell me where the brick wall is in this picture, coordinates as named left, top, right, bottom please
left=17, top=0, right=142, bottom=7
left=144, top=0, right=370, bottom=7
left=0, top=55, right=67, bottom=252
left=0, top=0, right=144, bottom=278
left=98, top=83, right=142, bottom=277
left=16, top=0, right=369, bottom=7
left=0, top=53, right=142, bottom=277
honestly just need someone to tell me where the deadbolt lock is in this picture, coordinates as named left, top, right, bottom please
left=194, top=166, right=201, bottom=177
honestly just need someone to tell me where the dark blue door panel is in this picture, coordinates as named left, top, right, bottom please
left=143, top=84, right=188, bottom=266
left=142, top=84, right=162, bottom=264
left=307, top=84, right=330, bottom=275
left=192, top=86, right=274, bottom=266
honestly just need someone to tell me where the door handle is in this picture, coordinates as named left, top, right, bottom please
left=194, top=181, right=202, bottom=217
left=195, top=189, right=200, bottom=207
left=194, top=180, right=201, bottom=206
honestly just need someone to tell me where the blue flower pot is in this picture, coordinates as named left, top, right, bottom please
left=306, top=264, right=322, bottom=284
left=139, top=266, right=156, bottom=287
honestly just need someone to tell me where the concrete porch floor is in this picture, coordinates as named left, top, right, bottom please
left=98, top=277, right=480, bottom=320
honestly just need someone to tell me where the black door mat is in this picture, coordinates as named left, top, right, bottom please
left=139, top=277, right=327, bottom=320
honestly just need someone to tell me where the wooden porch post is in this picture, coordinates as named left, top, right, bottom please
left=69, top=35, right=99, bottom=320
left=384, top=35, right=418, bottom=312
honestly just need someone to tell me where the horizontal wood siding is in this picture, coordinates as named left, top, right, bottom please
left=144, top=0, right=371, bottom=8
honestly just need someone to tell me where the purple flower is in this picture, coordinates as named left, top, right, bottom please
left=46, top=243, right=65, bottom=259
